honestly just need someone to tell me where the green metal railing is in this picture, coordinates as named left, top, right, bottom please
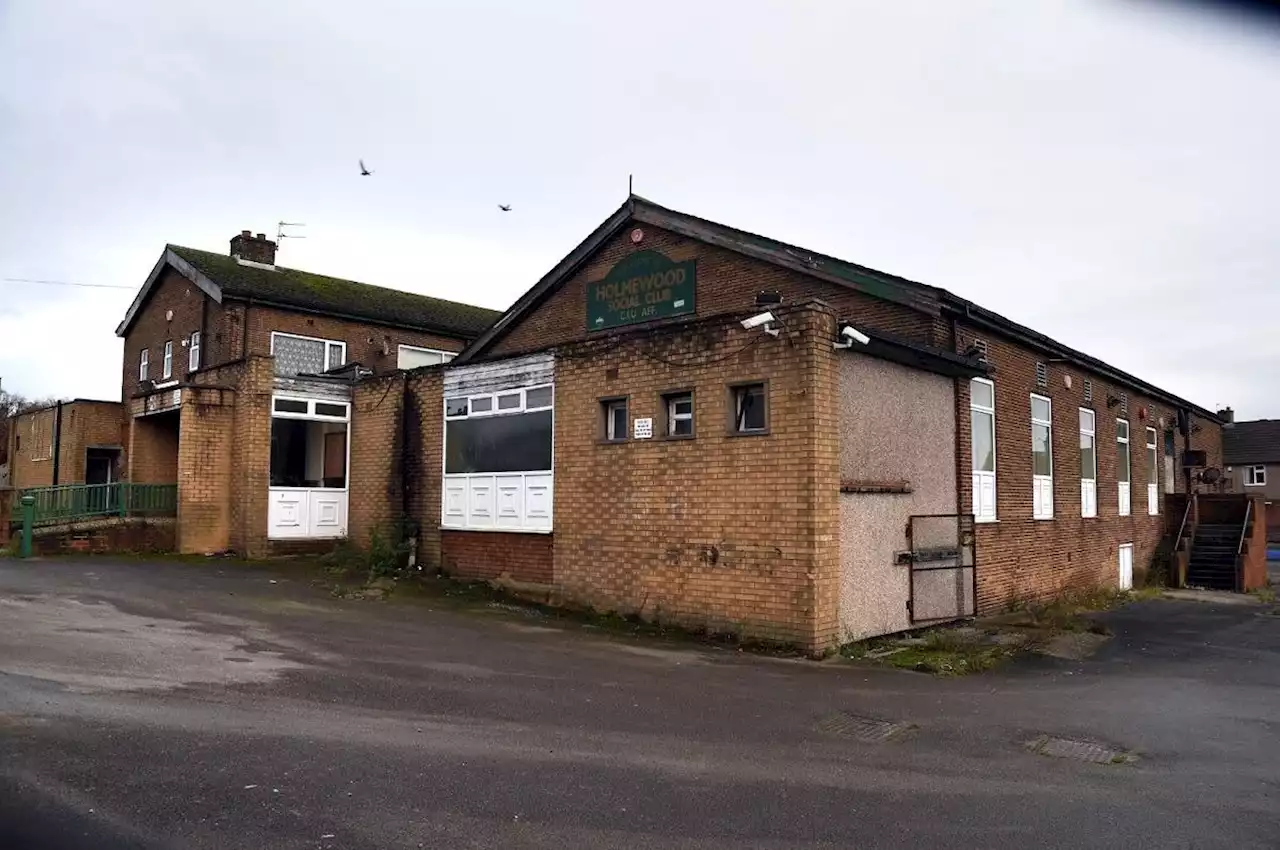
left=9, top=483, right=177, bottom=529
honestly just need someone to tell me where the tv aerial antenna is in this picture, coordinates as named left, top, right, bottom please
left=276, top=221, right=307, bottom=246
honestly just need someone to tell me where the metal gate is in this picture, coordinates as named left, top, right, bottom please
left=907, top=514, right=976, bottom=624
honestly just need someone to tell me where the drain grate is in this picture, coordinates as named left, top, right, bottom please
left=816, top=711, right=916, bottom=742
left=1026, top=735, right=1135, bottom=764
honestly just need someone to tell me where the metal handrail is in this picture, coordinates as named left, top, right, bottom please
left=1236, top=499, right=1252, bottom=594
left=1175, top=493, right=1195, bottom=549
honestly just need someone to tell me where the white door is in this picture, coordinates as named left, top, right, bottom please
left=1118, top=544, right=1133, bottom=591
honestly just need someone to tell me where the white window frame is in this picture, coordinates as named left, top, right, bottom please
left=270, top=331, right=347, bottom=374
left=442, top=383, right=554, bottom=533
left=665, top=391, right=694, bottom=437
left=1245, top=465, right=1267, bottom=487
left=1146, top=427, right=1159, bottom=515
left=1079, top=408, right=1097, bottom=518
left=397, top=344, right=456, bottom=370
left=1117, top=419, right=1131, bottom=516
left=1031, top=394, right=1054, bottom=520
left=162, top=341, right=173, bottom=379
left=271, top=396, right=351, bottom=422
left=970, top=378, right=997, bottom=523
left=604, top=398, right=628, bottom=441
left=139, top=348, right=149, bottom=382
left=188, top=331, right=201, bottom=372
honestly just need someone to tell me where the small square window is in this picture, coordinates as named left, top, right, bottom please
left=602, top=398, right=628, bottom=441
left=525, top=386, right=554, bottom=409
left=664, top=391, right=694, bottom=437
left=730, top=383, right=768, bottom=433
left=445, top=398, right=468, bottom=417
left=497, top=392, right=522, bottom=411
left=273, top=398, right=308, bottom=414
left=314, top=402, right=347, bottom=418
left=471, top=397, right=494, bottom=413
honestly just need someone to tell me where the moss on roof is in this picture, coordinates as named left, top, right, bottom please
left=168, top=245, right=502, bottom=338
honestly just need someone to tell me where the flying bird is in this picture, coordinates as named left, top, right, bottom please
left=498, top=204, right=512, bottom=212
left=359, top=159, right=373, bottom=176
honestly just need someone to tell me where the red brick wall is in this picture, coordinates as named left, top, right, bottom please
left=488, top=223, right=938, bottom=359
left=952, top=322, right=1224, bottom=609
left=440, top=530, right=554, bottom=583
left=122, top=269, right=211, bottom=398
left=127, top=412, right=179, bottom=485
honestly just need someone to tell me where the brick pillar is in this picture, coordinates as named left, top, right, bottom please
left=349, top=373, right=406, bottom=549
left=796, top=304, right=842, bottom=655
left=229, top=357, right=274, bottom=558
left=408, top=371, right=444, bottom=569
left=127, top=412, right=180, bottom=484
left=176, top=390, right=235, bottom=554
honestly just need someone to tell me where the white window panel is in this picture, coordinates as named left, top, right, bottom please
left=970, top=378, right=996, bottom=523
left=525, top=474, right=553, bottom=530
left=1079, top=408, right=1096, bottom=518
left=443, top=480, right=467, bottom=526
left=1117, top=419, right=1131, bottom=517
left=1146, top=427, right=1159, bottom=515
left=189, top=332, right=201, bottom=372
left=1032, top=394, right=1053, bottom=520
left=397, top=345, right=456, bottom=370
left=139, top=349, right=149, bottom=381
left=162, top=341, right=173, bottom=379
left=1245, top=465, right=1267, bottom=486
left=271, top=332, right=346, bottom=377
left=495, top=474, right=524, bottom=522
left=467, top=477, right=495, bottom=527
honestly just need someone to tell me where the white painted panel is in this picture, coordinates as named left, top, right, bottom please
left=468, top=476, right=495, bottom=527
left=444, top=352, right=555, bottom=396
left=1147, top=483, right=1159, bottom=515
left=1118, top=482, right=1131, bottom=516
left=443, top=479, right=467, bottom=528
left=973, top=471, right=996, bottom=522
left=268, top=489, right=308, bottom=539
left=525, top=474, right=553, bottom=530
left=1033, top=476, right=1053, bottom=519
left=1081, top=480, right=1097, bottom=518
left=309, top=491, right=347, bottom=538
left=1118, top=543, right=1134, bottom=590
left=495, top=474, right=524, bottom=524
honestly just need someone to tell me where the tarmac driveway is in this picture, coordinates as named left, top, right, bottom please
left=0, top=556, right=1277, bottom=849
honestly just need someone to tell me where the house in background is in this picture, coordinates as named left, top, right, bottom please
left=5, top=400, right=125, bottom=489
left=112, top=229, right=501, bottom=554
left=1223, top=412, right=1280, bottom=538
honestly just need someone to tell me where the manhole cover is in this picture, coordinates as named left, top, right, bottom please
left=816, top=711, right=916, bottom=742
left=1026, top=735, right=1135, bottom=764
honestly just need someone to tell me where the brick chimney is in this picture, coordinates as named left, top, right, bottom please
left=230, top=230, right=277, bottom=266
left=1217, top=406, right=1234, bottom=425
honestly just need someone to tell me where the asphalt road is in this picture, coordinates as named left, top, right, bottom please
left=0, top=557, right=1277, bottom=849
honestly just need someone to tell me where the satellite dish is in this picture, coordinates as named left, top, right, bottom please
left=1201, top=467, right=1222, bottom=484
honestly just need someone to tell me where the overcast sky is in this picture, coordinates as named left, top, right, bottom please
left=1, top=1, right=1277, bottom=416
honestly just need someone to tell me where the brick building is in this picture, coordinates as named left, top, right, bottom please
left=344, top=195, right=1224, bottom=654
left=112, top=229, right=501, bottom=553
left=6, top=400, right=126, bottom=489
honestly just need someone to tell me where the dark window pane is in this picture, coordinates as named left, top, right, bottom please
left=497, top=393, right=522, bottom=410
left=446, top=398, right=468, bottom=417
left=471, top=397, right=493, bottom=413
left=735, top=384, right=767, bottom=431
left=526, top=386, right=554, bottom=409
left=1032, top=423, right=1052, bottom=476
left=446, top=410, right=553, bottom=473
left=270, top=419, right=309, bottom=486
left=671, top=417, right=692, bottom=437
left=315, top=402, right=347, bottom=418
left=274, top=399, right=308, bottom=414
left=604, top=400, right=627, bottom=440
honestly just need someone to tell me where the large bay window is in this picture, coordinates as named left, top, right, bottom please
left=267, top=396, right=349, bottom=539
left=970, top=378, right=996, bottom=522
left=271, top=332, right=346, bottom=377
left=1031, top=394, right=1053, bottom=519
left=1079, top=408, right=1097, bottom=518
left=1117, top=420, right=1131, bottom=516
left=443, top=383, right=553, bottom=532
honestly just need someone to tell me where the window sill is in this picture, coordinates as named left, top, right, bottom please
left=596, top=438, right=629, bottom=446
left=726, top=428, right=771, bottom=438
left=1033, top=516, right=1054, bottom=521
left=659, top=434, right=696, bottom=442
left=974, top=517, right=998, bottom=524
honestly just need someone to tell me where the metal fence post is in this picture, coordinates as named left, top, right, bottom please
left=19, top=495, right=34, bottom=559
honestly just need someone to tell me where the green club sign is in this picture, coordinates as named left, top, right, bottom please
left=587, top=250, right=696, bottom=331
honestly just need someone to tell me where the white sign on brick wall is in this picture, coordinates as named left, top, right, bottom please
left=633, top=417, right=654, bottom=439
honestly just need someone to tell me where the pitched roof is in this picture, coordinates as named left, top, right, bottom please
left=1223, top=420, right=1280, bottom=465
left=117, top=245, right=501, bottom=339
left=457, top=195, right=1221, bottom=422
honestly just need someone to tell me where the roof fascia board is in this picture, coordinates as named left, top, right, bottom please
left=115, top=248, right=223, bottom=337
left=945, top=296, right=1220, bottom=422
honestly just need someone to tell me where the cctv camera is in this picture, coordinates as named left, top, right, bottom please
left=740, top=311, right=776, bottom=330
left=840, top=324, right=870, bottom=345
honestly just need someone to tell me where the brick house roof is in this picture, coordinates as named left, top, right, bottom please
left=459, top=194, right=1220, bottom=422
left=1223, top=420, right=1280, bottom=465
left=117, top=246, right=501, bottom=339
